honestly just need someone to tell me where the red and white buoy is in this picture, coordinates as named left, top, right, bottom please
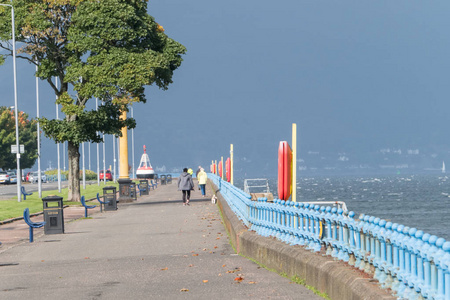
left=136, top=145, right=156, bottom=179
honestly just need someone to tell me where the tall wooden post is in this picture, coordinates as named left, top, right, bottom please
left=230, top=144, right=234, bottom=185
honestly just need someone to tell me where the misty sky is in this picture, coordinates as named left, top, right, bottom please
left=1, top=1, right=450, bottom=177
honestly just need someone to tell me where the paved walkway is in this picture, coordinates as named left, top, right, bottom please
left=0, top=182, right=322, bottom=299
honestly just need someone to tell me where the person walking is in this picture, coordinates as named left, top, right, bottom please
left=178, top=168, right=194, bottom=206
left=196, top=166, right=202, bottom=190
left=197, top=168, right=208, bottom=197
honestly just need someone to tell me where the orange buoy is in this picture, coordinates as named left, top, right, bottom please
left=218, top=161, right=223, bottom=177
left=278, top=141, right=292, bottom=200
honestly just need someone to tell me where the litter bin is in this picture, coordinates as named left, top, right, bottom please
left=103, top=186, right=117, bottom=211
left=130, top=182, right=137, bottom=200
left=166, top=174, right=172, bottom=184
left=160, top=175, right=166, bottom=185
left=42, top=195, right=64, bottom=234
left=139, top=179, right=149, bottom=195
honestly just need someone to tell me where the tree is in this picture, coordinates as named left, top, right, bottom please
left=0, top=106, right=38, bottom=170
left=0, top=0, right=186, bottom=201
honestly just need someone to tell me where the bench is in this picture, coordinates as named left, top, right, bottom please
left=96, top=193, right=107, bottom=212
left=21, top=186, right=33, bottom=200
left=23, top=208, right=45, bottom=243
left=137, top=184, right=149, bottom=196
left=81, top=195, right=96, bottom=218
left=150, top=180, right=158, bottom=189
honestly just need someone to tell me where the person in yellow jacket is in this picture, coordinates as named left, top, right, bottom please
left=197, top=168, right=208, bottom=197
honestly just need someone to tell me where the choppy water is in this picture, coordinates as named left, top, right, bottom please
left=235, top=174, right=450, bottom=241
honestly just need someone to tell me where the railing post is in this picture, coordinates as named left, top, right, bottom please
left=434, top=238, right=447, bottom=300
left=442, top=241, right=450, bottom=300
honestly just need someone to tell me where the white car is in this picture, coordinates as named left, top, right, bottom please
left=0, top=171, right=10, bottom=184
left=29, top=171, right=47, bottom=183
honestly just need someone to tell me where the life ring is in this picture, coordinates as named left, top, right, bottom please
left=277, top=141, right=292, bottom=200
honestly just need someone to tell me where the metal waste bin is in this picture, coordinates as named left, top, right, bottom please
left=160, top=175, right=166, bottom=185
left=139, top=179, right=149, bottom=195
left=166, top=174, right=172, bottom=184
left=130, top=182, right=137, bottom=200
left=103, top=186, right=117, bottom=211
left=42, top=195, right=64, bottom=234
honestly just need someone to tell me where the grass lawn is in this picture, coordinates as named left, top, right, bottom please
left=0, top=182, right=122, bottom=222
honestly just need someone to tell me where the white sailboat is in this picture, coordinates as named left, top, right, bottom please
left=136, top=145, right=156, bottom=179
left=442, top=161, right=446, bottom=174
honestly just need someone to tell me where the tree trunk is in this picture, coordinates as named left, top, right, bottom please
left=67, top=141, right=81, bottom=202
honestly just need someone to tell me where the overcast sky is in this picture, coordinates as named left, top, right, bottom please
left=1, top=0, right=450, bottom=177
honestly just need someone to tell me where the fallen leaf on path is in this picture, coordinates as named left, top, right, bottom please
left=188, top=264, right=194, bottom=267
left=192, top=253, right=199, bottom=256
left=161, top=267, right=168, bottom=271
left=203, top=280, right=208, bottom=283
left=214, top=246, right=218, bottom=249
left=84, top=257, right=90, bottom=259
left=180, top=288, right=189, bottom=292
left=234, top=276, right=244, bottom=282
left=248, top=281, right=257, bottom=284
left=222, top=264, right=226, bottom=267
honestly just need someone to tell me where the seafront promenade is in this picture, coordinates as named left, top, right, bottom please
left=0, top=181, right=322, bottom=299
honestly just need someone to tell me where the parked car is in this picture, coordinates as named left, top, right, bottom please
left=23, top=171, right=31, bottom=182
left=29, top=171, right=47, bottom=183
left=7, top=171, right=17, bottom=184
left=99, top=170, right=112, bottom=181
left=0, top=171, right=10, bottom=184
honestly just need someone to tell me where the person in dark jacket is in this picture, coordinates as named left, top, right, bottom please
left=178, top=168, right=194, bottom=206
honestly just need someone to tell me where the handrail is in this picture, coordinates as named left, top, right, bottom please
left=209, top=173, right=450, bottom=300
left=244, top=178, right=270, bottom=194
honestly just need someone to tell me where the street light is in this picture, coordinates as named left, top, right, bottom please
left=1, top=3, right=21, bottom=202
left=131, top=106, right=135, bottom=179
left=55, top=77, right=61, bottom=192
left=36, top=63, right=42, bottom=198
left=96, top=98, right=100, bottom=185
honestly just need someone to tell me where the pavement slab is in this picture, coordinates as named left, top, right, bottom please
left=0, top=181, right=322, bottom=299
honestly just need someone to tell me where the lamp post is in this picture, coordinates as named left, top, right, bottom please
left=113, top=135, right=116, bottom=183
left=55, top=77, right=61, bottom=192
left=131, top=106, right=135, bottom=179
left=36, top=63, right=42, bottom=198
left=1, top=3, right=21, bottom=202
left=82, top=142, right=86, bottom=189
left=96, top=98, right=100, bottom=186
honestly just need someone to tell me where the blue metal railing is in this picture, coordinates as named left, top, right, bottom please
left=210, top=174, right=450, bottom=300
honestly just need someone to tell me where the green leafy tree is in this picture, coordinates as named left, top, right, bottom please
left=0, top=106, right=38, bottom=170
left=0, top=0, right=186, bottom=201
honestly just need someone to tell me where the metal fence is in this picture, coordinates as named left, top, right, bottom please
left=210, top=174, right=450, bottom=300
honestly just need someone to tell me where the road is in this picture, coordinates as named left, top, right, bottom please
left=0, top=181, right=70, bottom=200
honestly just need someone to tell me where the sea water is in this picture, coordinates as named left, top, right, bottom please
left=235, top=174, right=450, bottom=241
